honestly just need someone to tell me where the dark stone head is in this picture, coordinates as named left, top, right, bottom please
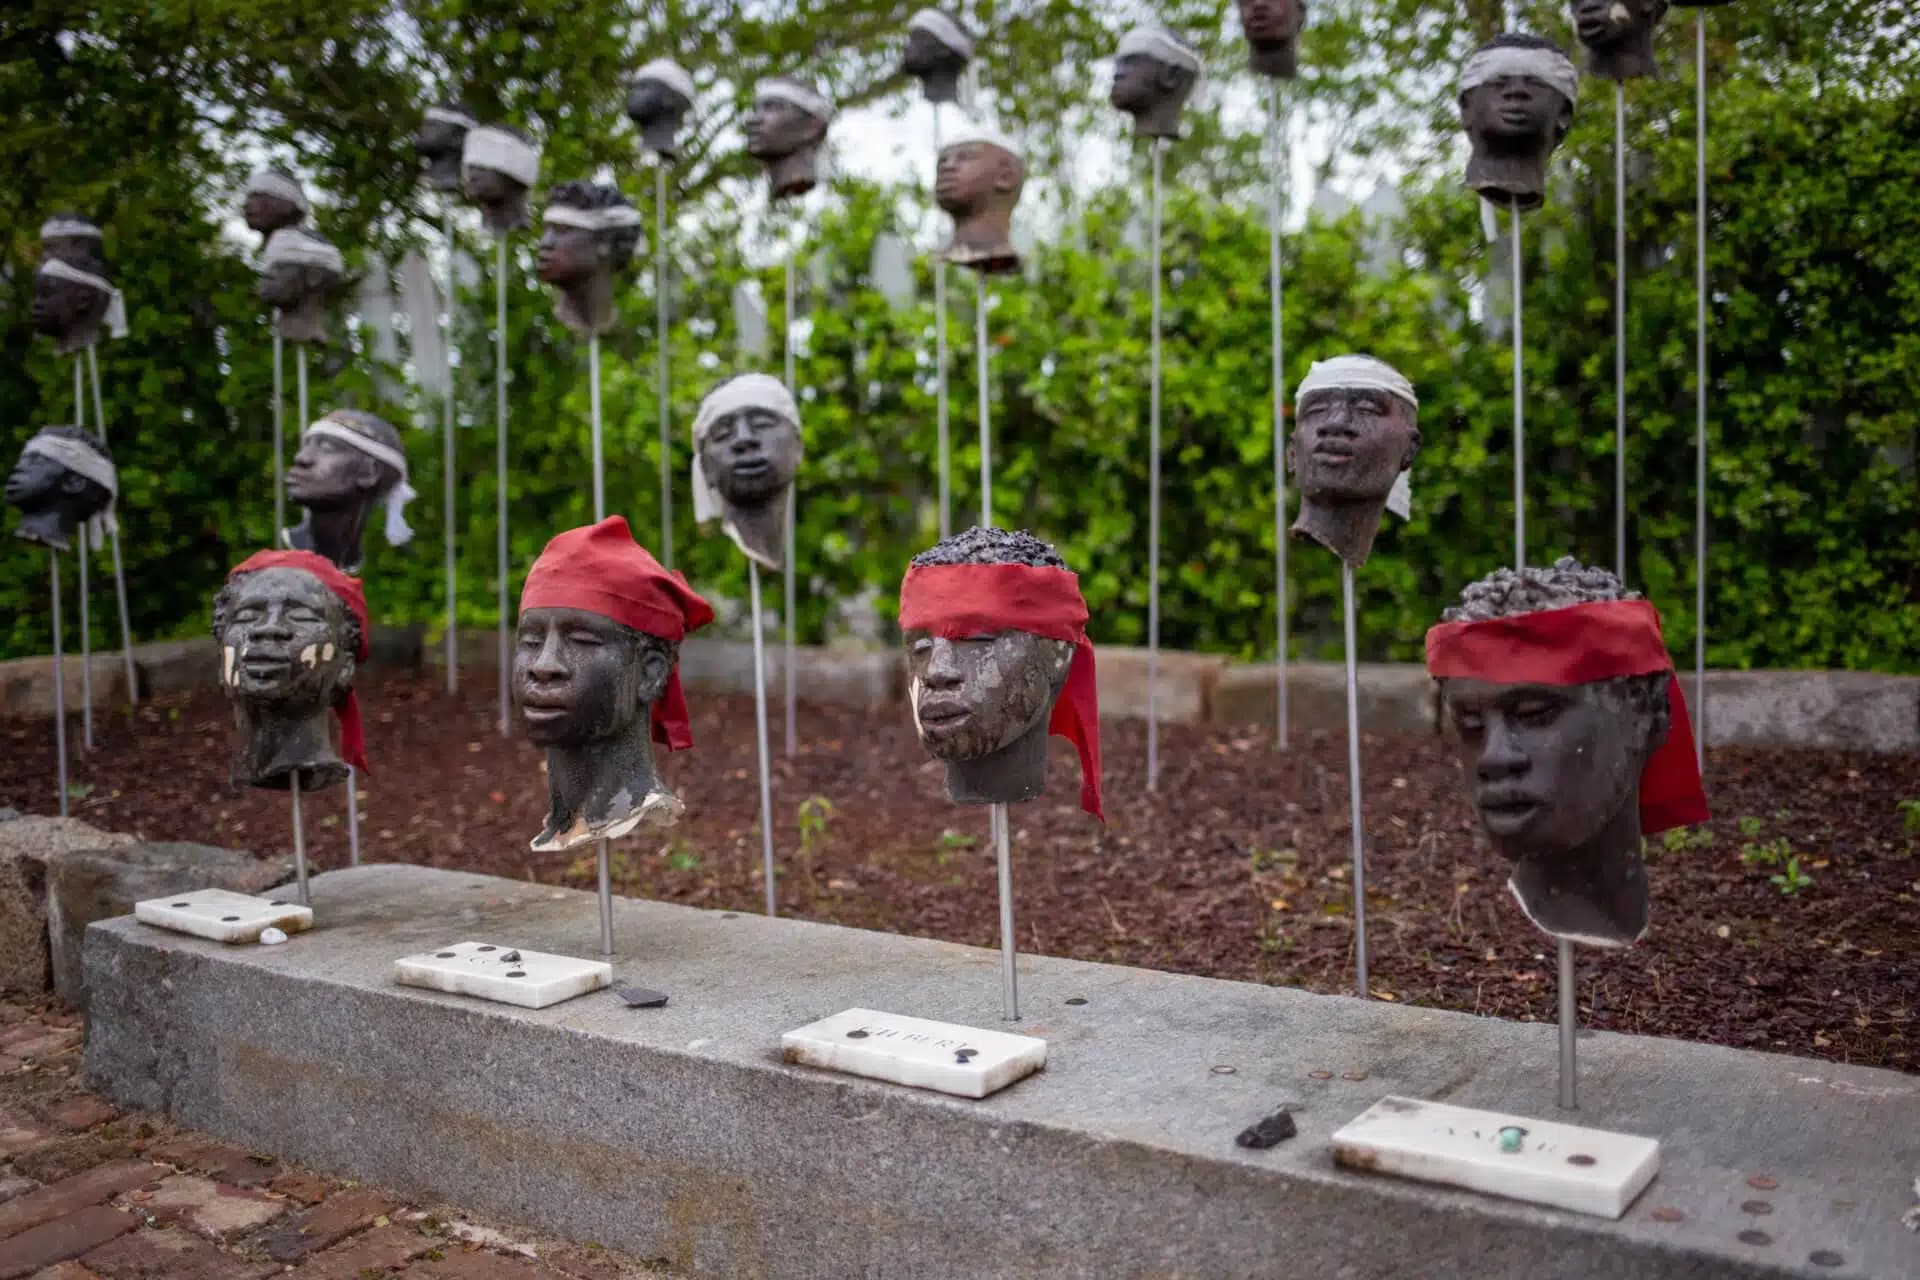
left=697, top=377, right=802, bottom=509
left=1288, top=381, right=1419, bottom=507
left=1569, top=0, right=1669, bottom=79
left=30, top=254, right=111, bottom=343
left=257, top=230, right=343, bottom=311
left=40, top=211, right=104, bottom=267
left=1459, top=34, right=1577, bottom=209
left=211, top=565, right=360, bottom=711
left=903, top=10, right=972, bottom=87
left=745, top=82, right=829, bottom=160
left=463, top=125, right=535, bottom=203
left=287, top=409, right=403, bottom=514
left=1237, top=0, right=1307, bottom=77
left=7, top=426, right=114, bottom=550
left=514, top=607, right=675, bottom=748
left=1110, top=29, right=1202, bottom=136
left=536, top=180, right=639, bottom=287
left=416, top=102, right=476, bottom=191
left=242, top=170, right=306, bottom=236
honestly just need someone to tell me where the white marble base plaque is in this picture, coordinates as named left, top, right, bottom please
left=1331, top=1096, right=1660, bottom=1219
left=133, top=889, right=313, bottom=944
left=392, top=941, right=611, bottom=1010
left=781, top=1008, right=1046, bottom=1099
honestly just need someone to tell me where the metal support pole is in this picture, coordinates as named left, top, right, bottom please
left=597, top=837, right=614, bottom=957
left=88, top=346, right=136, bottom=706
left=296, top=344, right=309, bottom=476
left=1558, top=937, right=1578, bottom=1109
left=346, top=769, right=361, bottom=866
left=290, top=772, right=310, bottom=906
left=975, top=275, right=991, bottom=527
left=50, top=553, right=68, bottom=818
left=1147, top=139, right=1165, bottom=791
left=443, top=205, right=459, bottom=694
left=1694, top=14, right=1709, bottom=771
left=589, top=333, right=605, bottom=521
left=656, top=164, right=675, bottom=568
left=933, top=104, right=952, bottom=540
left=749, top=561, right=778, bottom=917
left=1342, top=564, right=1368, bottom=999
left=73, top=359, right=92, bottom=752
left=1614, top=82, right=1628, bottom=580
left=1270, top=84, right=1290, bottom=752
left=783, top=253, right=797, bottom=757
left=496, top=239, right=510, bottom=738
left=1511, top=207, right=1526, bottom=569
left=273, top=329, right=286, bottom=539
left=993, top=802, right=1018, bottom=1021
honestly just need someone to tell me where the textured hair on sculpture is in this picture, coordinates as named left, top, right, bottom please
left=910, top=527, right=1066, bottom=570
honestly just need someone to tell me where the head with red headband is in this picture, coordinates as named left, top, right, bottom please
left=515, top=516, right=714, bottom=852
left=898, top=527, right=1103, bottom=821
left=1426, top=557, right=1708, bottom=947
left=212, top=550, right=369, bottom=793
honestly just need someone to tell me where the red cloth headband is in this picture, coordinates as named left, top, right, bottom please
left=520, top=516, right=715, bottom=751
left=1425, top=599, right=1708, bottom=833
left=227, top=549, right=372, bottom=775
left=898, top=562, right=1104, bottom=821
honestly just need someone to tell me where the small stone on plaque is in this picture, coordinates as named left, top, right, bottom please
left=616, top=986, right=669, bottom=1008
left=1236, top=1106, right=1298, bottom=1149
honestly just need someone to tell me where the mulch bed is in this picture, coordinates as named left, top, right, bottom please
left=4, top=671, right=1914, bottom=1072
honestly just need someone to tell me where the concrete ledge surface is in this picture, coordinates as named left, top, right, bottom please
left=83, top=865, right=1918, bottom=1279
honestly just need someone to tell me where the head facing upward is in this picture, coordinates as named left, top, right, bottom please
left=1110, top=26, right=1203, bottom=121
left=1288, top=355, right=1420, bottom=505
left=935, top=125, right=1025, bottom=216
left=7, top=425, right=116, bottom=547
left=462, top=124, right=539, bottom=202
left=1570, top=0, right=1670, bottom=50
left=1237, top=0, right=1307, bottom=47
left=746, top=77, right=832, bottom=159
left=904, top=9, right=974, bottom=80
left=211, top=563, right=362, bottom=709
left=1460, top=33, right=1577, bottom=153
left=31, top=253, right=116, bottom=343
left=288, top=408, right=404, bottom=512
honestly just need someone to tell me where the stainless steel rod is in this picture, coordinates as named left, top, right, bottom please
left=657, top=164, right=674, bottom=569
left=1511, top=207, right=1525, bottom=569
left=1558, top=937, right=1578, bottom=1109
left=749, top=560, right=778, bottom=917
left=784, top=253, right=797, bottom=757
left=73, top=359, right=92, bottom=752
left=976, top=274, right=991, bottom=527
left=1147, top=138, right=1165, bottom=791
left=933, top=104, right=952, bottom=540
left=1343, top=564, right=1368, bottom=999
left=272, top=329, right=285, bottom=539
left=443, top=205, right=459, bottom=695
left=87, top=346, right=136, bottom=706
left=589, top=333, right=605, bottom=521
left=994, top=803, right=1018, bottom=1021
left=1270, top=84, right=1290, bottom=752
left=346, top=769, right=361, bottom=866
left=290, top=772, right=310, bottom=906
left=50, top=552, right=68, bottom=818
left=598, top=837, right=615, bottom=957
left=1694, top=14, right=1710, bottom=772
left=496, top=238, right=510, bottom=738
left=1614, top=82, right=1628, bottom=580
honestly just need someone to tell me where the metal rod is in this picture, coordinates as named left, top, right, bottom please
left=1147, top=139, right=1165, bottom=791
left=589, top=332, right=605, bottom=521
left=273, top=329, right=285, bottom=539
left=290, top=771, right=310, bottom=906
left=1342, top=563, right=1368, bottom=999
left=1511, top=207, right=1525, bottom=569
left=933, top=104, right=952, bottom=541
left=50, top=552, right=68, bottom=818
left=443, top=205, right=459, bottom=695
left=1558, top=937, right=1578, bottom=1109
left=656, top=163, right=674, bottom=569
left=346, top=768, right=361, bottom=866
left=783, top=252, right=797, bottom=758
left=1614, top=82, right=1628, bottom=580
left=73, top=359, right=92, bottom=752
left=496, top=238, right=510, bottom=738
left=89, top=345, right=135, bottom=706
left=1270, top=84, right=1290, bottom=752
left=993, top=802, right=1018, bottom=1021
left=975, top=274, right=991, bottom=527
left=749, top=560, right=778, bottom=917
left=1694, top=14, right=1709, bottom=772
left=597, top=837, right=614, bottom=957
left=296, top=344, right=309, bottom=474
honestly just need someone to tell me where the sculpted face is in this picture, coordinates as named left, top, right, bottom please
left=536, top=223, right=599, bottom=287
left=415, top=117, right=469, bottom=167
left=243, top=192, right=303, bottom=236
left=1238, top=0, right=1305, bottom=45
left=906, top=629, right=1072, bottom=761
left=5, top=451, right=77, bottom=512
left=745, top=97, right=822, bottom=160
left=935, top=142, right=1015, bottom=214
left=1462, top=76, right=1570, bottom=148
left=217, top=568, right=353, bottom=707
left=514, top=607, right=668, bottom=748
left=699, top=407, right=801, bottom=507
left=257, top=261, right=322, bottom=310
left=625, top=79, right=686, bottom=128
left=287, top=432, right=380, bottom=510
left=903, top=28, right=964, bottom=77
left=1109, top=54, right=1163, bottom=113
left=1572, top=0, right=1659, bottom=48
left=30, top=271, right=105, bottom=339
left=1287, top=388, right=1419, bottom=504
left=464, top=165, right=521, bottom=204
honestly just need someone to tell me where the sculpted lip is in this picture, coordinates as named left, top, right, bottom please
left=917, top=699, right=971, bottom=731
left=1477, top=789, right=1543, bottom=834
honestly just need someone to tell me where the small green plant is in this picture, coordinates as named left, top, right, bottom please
left=1248, top=847, right=1296, bottom=874
left=938, top=829, right=978, bottom=851
left=1736, top=815, right=1764, bottom=840
left=797, top=796, right=835, bottom=853
left=65, top=782, right=93, bottom=801
left=665, top=848, right=700, bottom=873
left=1769, top=856, right=1815, bottom=897
left=1899, top=798, right=1920, bottom=835
left=1740, top=836, right=1792, bottom=869
left=1661, top=827, right=1715, bottom=855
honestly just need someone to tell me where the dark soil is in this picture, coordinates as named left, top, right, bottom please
left=5, top=672, right=1915, bottom=1072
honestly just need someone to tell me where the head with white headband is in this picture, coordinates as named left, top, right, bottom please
left=1570, top=0, right=1669, bottom=81
left=462, top=124, right=541, bottom=234
left=1287, top=355, right=1420, bottom=569
left=902, top=10, right=974, bottom=104
left=1458, top=34, right=1578, bottom=212
left=6, top=425, right=117, bottom=554
left=747, top=77, right=833, bottom=202
left=284, top=408, right=413, bottom=573
left=242, top=170, right=309, bottom=240
left=416, top=102, right=479, bottom=193
left=537, top=181, right=643, bottom=336
left=627, top=60, right=696, bottom=159
left=691, top=374, right=802, bottom=570
left=32, top=256, right=126, bottom=354
left=936, top=122, right=1026, bottom=274
left=259, top=228, right=345, bottom=345
left=40, top=212, right=105, bottom=267
left=1110, top=26, right=1203, bottom=139
left=1236, top=0, right=1308, bottom=79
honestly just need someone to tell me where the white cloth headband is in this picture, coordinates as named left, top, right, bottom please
left=36, top=258, right=127, bottom=340
left=634, top=58, right=695, bottom=102
left=244, top=171, right=310, bottom=213
left=462, top=126, right=541, bottom=187
left=1295, top=355, right=1419, bottom=411
left=1459, top=45, right=1580, bottom=106
left=262, top=229, right=344, bottom=274
left=303, top=420, right=416, bottom=547
left=691, top=374, right=800, bottom=525
left=1116, top=27, right=1203, bottom=75
left=425, top=105, right=479, bottom=129
left=40, top=217, right=102, bottom=241
left=908, top=10, right=974, bottom=59
left=756, top=78, right=835, bottom=123
left=940, top=121, right=1024, bottom=163
left=543, top=204, right=641, bottom=231
left=23, top=430, right=118, bottom=545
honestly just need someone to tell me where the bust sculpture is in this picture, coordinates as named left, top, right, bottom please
left=537, top=181, right=643, bottom=336
left=6, top=426, right=117, bottom=553
left=902, top=9, right=974, bottom=105
left=691, top=374, right=802, bottom=570
left=258, top=228, right=345, bottom=344
left=283, top=408, right=416, bottom=573
left=1109, top=26, right=1202, bottom=140
left=33, top=255, right=127, bottom=355
left=40, top=213, right=105, bottom=268
left=1236, top=0, right=1307, bottom=79
left=515, top=516, right=715, bottom=852
left=1458, top=34, right=1579, bottom=210
left=625, top=60, right=696, bottom=160
left=242, top=170, right=309, bottom=243
left=462, top=124, right=541, bottom=235
left=746, top=77, right=833, bottom=202
left=212, top=549, right=371, bottom=792
left=898, top=527, right=1104, bottom=819
left=1426, top=558, right=1708, bottom=947
left=1570, top=0, right=1669, bottom=81
left=416, top=103, right=478, bottom=193
left=1287, top=355, right=1419, bottom=569
left=936, top=123, right=1025, bottom=274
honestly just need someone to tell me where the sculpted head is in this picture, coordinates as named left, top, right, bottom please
left=902, top=10, right=974, bottom=102
left=692, top=374, right=802, bottom=568
left=288, top=409, right=404, bottom=515
left=39, top=213, right=104, bottom=268
left=516, top=608, right=673, bottom=749
left=936, top=125, right=1026, bottom=273
left=1458, top=35, right=1578, bottom=209
left=1569, top=0, right=1669, bottom=79
left=626, top=60, right=695, bottom=158
left=212, top=566, right=359, bottom=712
left=242, top=170, right=308, bottom=238
left=7, top=426, right=116, bottom=551
left=462, top=125, right=541, bottom=233
left=31, top=255, right=113, bottom=348
left=415, top=103, right=478, bottom=192
left=1236, top=0, right=1307, bottom=78
left=746, top=78, right=833, bottom=200
left=536, top=181, right=640, bottom=334
left=258, top=228, right=344, bottom=343
left=1110, top=27, right=1202, bottom=138
left=1286, top=355, right=1419, bottom=567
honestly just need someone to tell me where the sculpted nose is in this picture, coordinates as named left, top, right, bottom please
left=527, top=630, right=570, bottom=681
left=922, top=638, right=963, bottom=688
left=1476, top=720, right=1530, bottom=783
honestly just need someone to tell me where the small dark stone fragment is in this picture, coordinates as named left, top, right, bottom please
left=500, top=950, right=522, bottom=963
left=615, top=986, right=668, bottom=1008
left=1235, top=1106, right=1298, bottom=1150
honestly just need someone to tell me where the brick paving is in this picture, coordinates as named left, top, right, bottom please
left=0, top=997, right=668, bottom=1280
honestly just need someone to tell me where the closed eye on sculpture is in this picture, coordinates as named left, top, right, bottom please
left=286, top=607, right=323, bottom=625
left=566, top=628, right=604, bottom=646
